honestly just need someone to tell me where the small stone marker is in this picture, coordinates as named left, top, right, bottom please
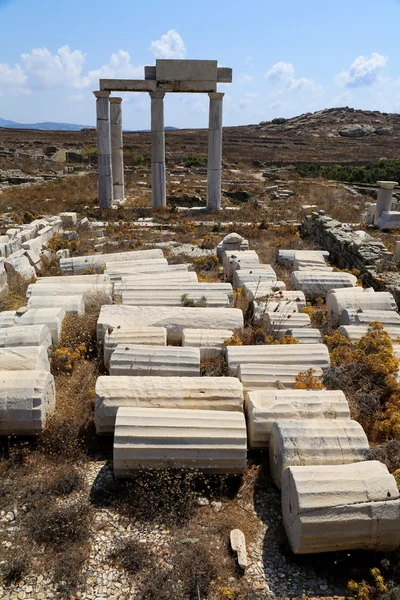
left=230, top=529, right=248, bottom=569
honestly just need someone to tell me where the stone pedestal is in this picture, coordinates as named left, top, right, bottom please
left=150, top=92, right=166, bottom=208
left=207, top=92, right=224, bottom=211
left=110, top=97, right=124, bottom=202
left=94, top=91, right=113, bottom=208
left=374, top=181, right=398, bottom=223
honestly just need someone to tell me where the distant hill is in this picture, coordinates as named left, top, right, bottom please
left=0, top=117, right=90, bottom=131
left=0, top=117, right=179, bottom=132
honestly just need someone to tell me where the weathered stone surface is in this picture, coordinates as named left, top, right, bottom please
left=286, top=328, right=323, bottom=343
left=60, top=249, right=164, bottom=274
left=95, top=376, right=244, bottom=433
left=117, top=282, right=233, bottom=303
left=109, top=345, right=200, bottom=376
left=27, top=294, right=85, bottom=315
left=238, top=363, right=324, bottom=391
left=122, top=290, right=230, bottom=307
left=0, top=310, right=17, bottom=328
left=233, top=269, right=278, bottom=289
left=327, top=289, right=397, bottom=316
left=114, top=407, right=247, bottom=475
left=338, top=324, right=400, bottom=342
left=264, top=312, right=311, bottom=336
left=5, top=250, right=36, bottom=280
left=0, top=324, right=52, bottom=348
left=16, top=308, right=65, bottom=345
left=282, top=461, right=400, bottom=554
left=226, top=344, right=330, bottom=376
left=182, top=328, right=233, bottom=359
left=222, top=250, right=259, bottom=282
left=110, top=269, right=195, bottom=287
left=0, top=257, right=7, bottom=292
left=245, top=390, right=350, bottom=449
left=290, top=271, right=357, bottom=299
left=230, top=529, right=248, bottom=568
left=156, top=59, right=218, bottom=82
left=0, top=370, right=55, bottom=435
left=269, top=419, right=369, bottom=488
left=97, top=305, right=244, bottom=344
left=244, top=285, right=301, bottom=304
left=104, top=327, right=167, bottom=368
left=340, top=309, right=400, bottom=326
left=36, top=274, right=109, bottom=285
left=27, top=283, right=113, bottom=301
left=0, top=346, right=50, bottom=372
left=216, top=232, right=249, bottom=258
left=278, top=249, right=329, bottom=267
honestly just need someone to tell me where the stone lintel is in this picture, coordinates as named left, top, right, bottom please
left=93, top=91, right=111, bottom=98
left=157, top=81, right=216, bottom=93
left=100, top=79, right=157, bottom=92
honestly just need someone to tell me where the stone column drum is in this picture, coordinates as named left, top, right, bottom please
left=109, top=97, right=124, bottom=202
left=94, top=91, right=113, bottom=208
left=207, top=92, right=224, bottom=211
left=150, top=92, right=166, bottom=208
left=374, top=181, right=398, bottom=222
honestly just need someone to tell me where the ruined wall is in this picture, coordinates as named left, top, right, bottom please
left=301, top=211, right=400, bottom=304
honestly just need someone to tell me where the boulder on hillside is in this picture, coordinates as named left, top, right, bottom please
left=339, top=124, right=375, bottom=138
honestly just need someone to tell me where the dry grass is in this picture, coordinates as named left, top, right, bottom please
left=40, top=360, right=97, bottom=459
left=0, top=271, right=30, bottom=311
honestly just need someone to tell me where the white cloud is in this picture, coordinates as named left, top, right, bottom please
left=21, top=45, right=87, bottom=89
left=335, top=52, right=387, bottom=87
left=238, top=73, right=253, bottom=84
left=265, top=61, right=295, bottom=82
left=0, top=62, right=27, bottom=87
left=266, top=61, right=320, bottom=97
left=150, top=29, right=186, bottom=59
left=87, top=50, right=143, bottom=83
left=289, top=76, right=315, bottom=91
left=0, top=47, right=143, bottom=92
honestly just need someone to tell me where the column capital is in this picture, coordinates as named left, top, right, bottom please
left=377, top=181, right=398, bottom=190
left=109, top=97, right=123, bottom=104
left=209, top=92, right=225, bottom=100
left=149, top=91, right=166, bottom=100
left=93, top=90, right=110, bottom=98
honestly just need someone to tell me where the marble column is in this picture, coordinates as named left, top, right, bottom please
left=207, top=92, right=224, bottom=211
left=94, top=91, right=113, bottom=208
left=150, top=91, right=166, bottom=208
left=109, top=97, right=124, bottom=202
left=375, top=181, right=398, bottom=223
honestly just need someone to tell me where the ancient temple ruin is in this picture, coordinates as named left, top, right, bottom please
left=93, top=59, right=232, bottom=210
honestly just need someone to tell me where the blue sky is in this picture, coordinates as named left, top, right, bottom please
left=0, top=0, right=399, bottom=129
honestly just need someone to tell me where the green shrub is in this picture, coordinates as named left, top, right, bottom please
left=296, top=160, right=400, bottom=184
left=184, top=155, right=207, bottom=168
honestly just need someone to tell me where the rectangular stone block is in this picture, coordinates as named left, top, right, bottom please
left=110, top=345, right=200, bottom=377
left=282, top=462, right=400, bottom=554
left=156, top=59, right=218, bottom=82
left=97, top=305, right=244, bottom=344
left=95, top=376, right=244, bottom=433
left=114, top=407, right=246, bottom=476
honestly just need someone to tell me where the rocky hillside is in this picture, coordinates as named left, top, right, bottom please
left=257, top=107, right=400, bottom=139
